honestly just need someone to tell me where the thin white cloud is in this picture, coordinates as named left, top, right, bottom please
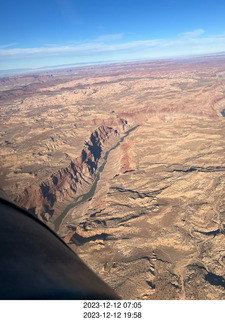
left=0, top=39, right=163, bottom=59
left=1, top=30, right=225, bottom=69
left=0, top=43, right=18, bottom=49
left=95, top=33, right=124, bottom=42
left=179, top=29, right=205, bottom=38
left=56, top=0, right=83, bottom=25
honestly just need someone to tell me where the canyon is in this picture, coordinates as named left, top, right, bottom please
left=1, top=54, right=225, bottom=299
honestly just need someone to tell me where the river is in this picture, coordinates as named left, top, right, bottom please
left=54, top=125, right=139, bottom=232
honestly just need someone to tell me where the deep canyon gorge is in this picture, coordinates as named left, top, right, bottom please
left=1, top=54, right=225, bottom=299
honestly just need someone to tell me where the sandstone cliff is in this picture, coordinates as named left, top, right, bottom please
left=15, top=125, right=122, bottom=222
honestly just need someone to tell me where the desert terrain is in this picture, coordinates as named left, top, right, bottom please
left=1, top=54, right=225, bottom=299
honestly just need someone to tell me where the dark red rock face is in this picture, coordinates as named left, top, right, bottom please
left=15, top=126, right=120, bottom=220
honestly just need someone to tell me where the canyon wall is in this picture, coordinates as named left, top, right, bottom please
left=1, top=55, right=225, bottom=299
left=15, top=125, right=123, bottom=222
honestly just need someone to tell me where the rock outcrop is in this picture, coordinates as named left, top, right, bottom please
left=59, top=117, right=225, bottom=300
left=1, top=54, right=225, bottom=299
left=15, top=125, right=121, bottom=221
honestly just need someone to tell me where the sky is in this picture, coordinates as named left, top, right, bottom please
left=1, top=0, right=225, bottom=71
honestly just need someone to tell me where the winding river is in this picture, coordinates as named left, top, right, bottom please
left=54, top=125, right=139, bottom=232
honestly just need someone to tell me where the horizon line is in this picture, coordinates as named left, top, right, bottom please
left=0, top=50, right=225, bottom=77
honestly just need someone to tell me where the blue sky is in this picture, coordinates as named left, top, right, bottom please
left=1, top=0, right=225, bottom=71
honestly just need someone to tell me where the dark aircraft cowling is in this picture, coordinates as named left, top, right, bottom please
left=0, top=197, right=119, bottom=300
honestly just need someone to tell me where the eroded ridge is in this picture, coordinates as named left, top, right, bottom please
left=59, top=118, right=225, bottom=300
left=1, top=55, right=225, bottom=299
left=15, top=125, right=124, bottom=222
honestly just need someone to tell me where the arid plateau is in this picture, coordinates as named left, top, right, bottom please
left=1, top=54, right=225, bottom=299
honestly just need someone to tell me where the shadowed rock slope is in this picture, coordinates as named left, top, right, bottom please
left=15, top=125, right=123, bottom=223
left=59, top=117, right=225, bottom=299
